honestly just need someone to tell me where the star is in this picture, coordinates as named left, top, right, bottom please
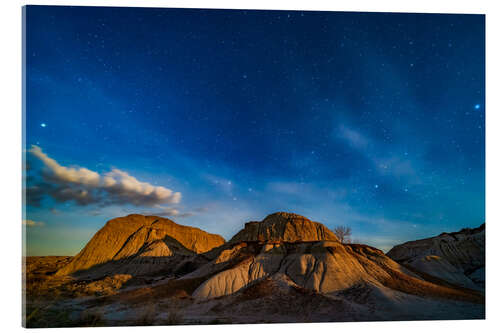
left=374, top=184, right=379, bottom=189
left=40, top=123, right=47, bottom=128
left=474, top=104, right=481, bottom=110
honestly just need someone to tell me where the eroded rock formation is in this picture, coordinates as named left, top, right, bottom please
left=29, top=213, right=484, bottom=326
left=56, top=214, right=225, bottom=278
left=229, top=212, right=339, bottom=243
left=386, top=224, right=485, bottom=290
left=183, top=213, right=480, bottom=302
left=54, top=212, right=483, bottom=307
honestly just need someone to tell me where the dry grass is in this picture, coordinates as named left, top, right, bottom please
left=24, top=304, right=73, bottom=328
left=24, top=256, right=132, bottom=305
left=131, top=300, right=185, bottom=326
left=164, top=309, right=184, bottom=325
left=133, top=302, right=158, bottom=326
left=78, top=308, right=105, bottom=327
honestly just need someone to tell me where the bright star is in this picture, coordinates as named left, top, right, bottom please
left=474, top=104, right=481, bottom=110
left=374, top=184, right=379, bottom=189
left=40, top=123, right=47, bottom=128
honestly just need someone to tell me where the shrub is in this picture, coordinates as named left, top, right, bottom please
left=78, top=309, right=105, bottom=327
left=165, top=309, right=183, bottom=325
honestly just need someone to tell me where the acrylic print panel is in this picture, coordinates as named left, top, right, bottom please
left=22, top=5, right=485, bottom=327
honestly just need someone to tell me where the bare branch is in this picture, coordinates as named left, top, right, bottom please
left=333, top=225, right=352, bottom=243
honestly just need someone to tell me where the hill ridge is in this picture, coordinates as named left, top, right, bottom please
left=55, top=214, right=225, bottom=277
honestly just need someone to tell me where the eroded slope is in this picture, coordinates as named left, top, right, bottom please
left=387, top=224, right=485, bottom=290
left=56, top=214, right=225, bottom=278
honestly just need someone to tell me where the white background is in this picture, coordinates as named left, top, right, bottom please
left=1, top=0, right=498, bottom=332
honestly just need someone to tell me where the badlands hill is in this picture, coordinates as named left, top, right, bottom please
left=54, top=212, right=484, bottom=303
left=229, top=212, right=339, bottom=243
left=56, top=214, right=225, bottom=278
left=387, top=223, right=485, bottom=290
left=179, top=212, right=482, bottom=301
left=27, top=212, right=483, bottom=327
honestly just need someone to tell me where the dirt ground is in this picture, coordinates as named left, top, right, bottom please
left=23, top=256, right=484, bottom=328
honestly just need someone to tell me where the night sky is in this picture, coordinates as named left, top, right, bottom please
left=24, top=6, right=485, bottom=255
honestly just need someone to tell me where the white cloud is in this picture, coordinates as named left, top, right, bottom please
left=27, top=145, right=181, bottom=207
left=142, top=205, right=196, bottom=218
left=102, top=168, right=181, bottom=206
left=157, top=207, right=180, bottom=216
left=29, top=145, right=100, bottom=186
left=147, top=206, right=179, bottom=217
left=23, top=219, right=45, bottom=227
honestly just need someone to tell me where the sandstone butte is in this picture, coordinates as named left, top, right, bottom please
left=229, top=212, right=339, bottom=243
left=56, top=214, right=225, bottom=277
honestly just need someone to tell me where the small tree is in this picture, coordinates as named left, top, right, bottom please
left=333, top=225, right=352, bottom=243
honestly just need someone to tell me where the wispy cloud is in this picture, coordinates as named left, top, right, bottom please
left=336, top=124, right=422, bottom=184
left=141, top=204, right=217, bottom=219
left=23, top=219, right=45, bottom=227
left=337, top=124, right=369, bottom=150
left=27, top=145, right=181, bottom=208
left=202, top=173, right=235, bottom=197
left=102, top=168, right=181, bottom=206
left=373, top=155, right=421, bottom=184
left=30, top=145, right=100, bottom=186
left=267, top=181, right=304, bottom=195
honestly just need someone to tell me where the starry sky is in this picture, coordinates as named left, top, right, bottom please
left=24, top=6, right=485, bottom=255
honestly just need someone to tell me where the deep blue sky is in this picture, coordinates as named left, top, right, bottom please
left=24, top=6, right=484, bottom=255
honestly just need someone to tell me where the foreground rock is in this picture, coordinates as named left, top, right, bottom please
left=182, top=213, right=482, bottom=303
left=56, top=214, right=225, bottom=278
left=386, top=223, right=485, bottom=290
left=26, top=212, right=484, bottom=327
